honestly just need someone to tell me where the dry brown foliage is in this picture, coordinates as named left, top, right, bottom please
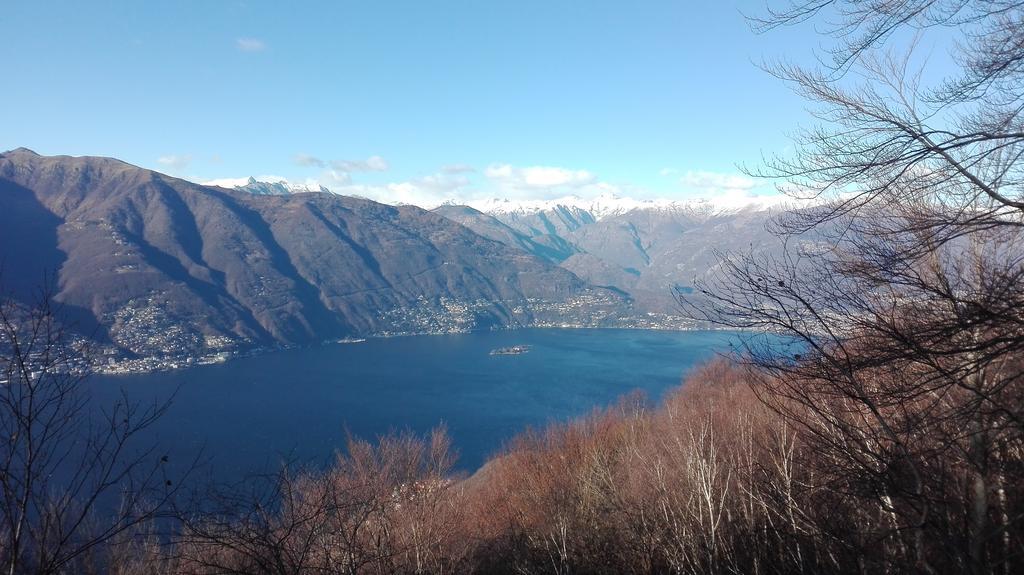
left=16, top=352, right=1021, bottom=574
left=174, top=427, right=472, bottom=575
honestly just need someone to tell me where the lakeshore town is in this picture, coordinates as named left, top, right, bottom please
left=96, top=292, right=704, bottom=374
left=2, top=293, right=704, bottom=377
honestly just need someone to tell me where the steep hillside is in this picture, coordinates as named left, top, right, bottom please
left=434, top=199, right=784, bottom=313
left=0, top=149, right=627, bottom=364
left=432, top=205, right=579, bottom=263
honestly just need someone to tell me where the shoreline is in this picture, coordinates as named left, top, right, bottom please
left=93, top=323, right=739, bottom=376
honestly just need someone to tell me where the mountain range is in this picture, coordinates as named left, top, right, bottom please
left=433, top=199, right=783, bottom=314
left=0, top=150, right=786, bottom=370
left=0, top=149, right=630, bottom=367
left=220, top=176, right=789, bottom=315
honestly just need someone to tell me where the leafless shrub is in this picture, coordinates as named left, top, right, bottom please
left=176, top=426, right=468, bottom=574
left=0, top=286, right=186, bottom=575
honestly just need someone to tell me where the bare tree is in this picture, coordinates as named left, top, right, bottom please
left=683, top=2, right=1024, bottom=573
left=0, top=286, right=185, bottom=575
left=176, top=427, right=467, bottom=575
left=748, top=0, right=1023, bottom=240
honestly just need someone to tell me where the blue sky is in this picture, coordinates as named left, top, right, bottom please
left=3, top=1, right=828, bottom=206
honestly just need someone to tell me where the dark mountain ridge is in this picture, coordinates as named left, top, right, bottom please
left=0, top=149, right=627, bottom=366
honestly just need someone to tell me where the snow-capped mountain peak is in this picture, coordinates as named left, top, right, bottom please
left=466, top=190, right=790, bottom=221
left=202, top=176, right=331, bottom=196
left=196, top=176, right=794, bottom=218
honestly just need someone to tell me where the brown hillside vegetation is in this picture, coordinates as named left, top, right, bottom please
left=79, top=357, right=1018, bottom=575
left=3, top=283, right=1021, bottom=574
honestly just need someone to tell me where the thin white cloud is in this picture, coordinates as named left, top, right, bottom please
left=290, top=154, right=389, bottom=191
left=440, top=163, right=475, bottom=174
left=320, top=169, right=353, bottom=187
left=265, top=162, right=580, bottom=207
left=294, top=154, right=326, bottom=168
left=674, top=170, right=792, bottom=209
left=483, top=163, right=598, bottom=192
left=156, top=154, right=192, bottom=172
left=659, top=167, right=679, bottom=177
left=679, top=170, right=757, bottom=192
left=415, top=173, right=473, bottom=193
left=330, top=155, right=389, bottom=172
left=332, top=171, right=473, bottom=207
left=236, top=38, right=267, bottom=52
left=294, top=154, right=388, bottom=173
left=196, top=163, right=796, bottom=211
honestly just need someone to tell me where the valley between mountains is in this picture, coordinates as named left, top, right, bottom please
left=0, top=148, right=782, bottom=372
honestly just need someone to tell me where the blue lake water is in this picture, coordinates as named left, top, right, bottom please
left=89, top=329, right=740, bottom=479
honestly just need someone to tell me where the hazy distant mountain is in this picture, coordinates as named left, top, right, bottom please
left=0, top=149, right=628, bottom=362
left=467, top=190, right=789, bottom=220
left=434, top=194, right=786, bottom=313
left=432, top=204, right=581, bottom=263
left=566, top=206, right=783, bottom=312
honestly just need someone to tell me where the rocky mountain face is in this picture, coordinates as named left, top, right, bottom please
left=0, top=149, right=627, bottom=362
left=435, top=199, right=784, bottom=314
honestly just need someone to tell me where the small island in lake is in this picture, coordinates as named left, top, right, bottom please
left=490, top=345, right=531, bottom=356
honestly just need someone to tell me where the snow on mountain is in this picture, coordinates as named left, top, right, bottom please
left=203, top=176, right=331, bottom=195
left=197, top=176, right=794, bottom=219
left=466, top=190, right=791, bottom=221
